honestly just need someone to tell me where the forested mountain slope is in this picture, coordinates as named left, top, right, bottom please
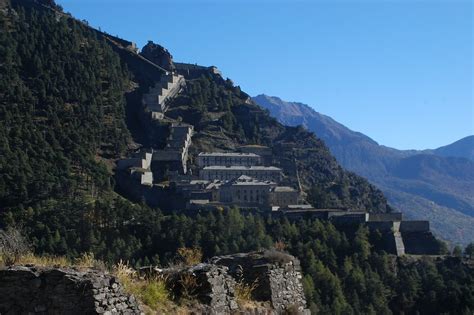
left=0, top=0, right=391, bottom=260
left=253, top=94, right=474, bottom=245
left=0, top=2, right=131, bottom=208
left=0, top=1, right=472, bottom=314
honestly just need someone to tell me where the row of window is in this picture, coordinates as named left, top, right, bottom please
left=202, top=172, right=280, bottom=181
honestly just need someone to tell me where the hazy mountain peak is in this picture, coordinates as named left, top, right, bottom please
left=253, top=94, right=379, bottom=147
left=433, top=135, right=474, bottom=161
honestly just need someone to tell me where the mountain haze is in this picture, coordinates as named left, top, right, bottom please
left=253, top=94, right=474, bottom=246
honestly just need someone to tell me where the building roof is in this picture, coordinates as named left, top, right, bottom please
left=198, top=152, right=260, bottom=157
left=202, top=166, right=282, bottom=171
left=206, top=181, right=223, bottom=189
left=189, top=180, right=211, bottom=185
left=189, top=199, right=210, bottom=205
left=272, top=186, right=297, bottom=192
left=238, top=145, right=269, bottom=149
left=221, top=175, right=276, bottom=187
left=286, top=204, right=314, bottom=209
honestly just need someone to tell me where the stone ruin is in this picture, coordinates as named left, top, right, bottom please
left=152, top=263, right=239, bottom=314
left=141, top=250, right=310, bottom=314
left=0, top=251, right=308, bottom=314
left=211, top=251, right=308, bottom=314
left=0, top=266, right=142, bottom=315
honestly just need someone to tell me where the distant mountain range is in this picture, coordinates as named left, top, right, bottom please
left=253, top=94, right=474, bottom=246
left=425, top=136, right=474, bottom=161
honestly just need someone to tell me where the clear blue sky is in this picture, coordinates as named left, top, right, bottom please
left=57, top=0, right=473, bottom=150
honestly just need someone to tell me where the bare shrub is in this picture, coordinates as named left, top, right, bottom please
left=179, top=272, right=199, bottom=300
left=234, top=265, right=258, bottom=305
left=176, top=247, right=203, bottom=266
left=0, top=226, right=31, bottom=266
left=274, top=240, right=287, bottom=252
left=74, top=252, right=106, bottom=270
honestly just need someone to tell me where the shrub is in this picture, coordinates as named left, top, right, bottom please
left=274, top=240, right=287, bottom=252
left=140, top=279, right=170, bottom=309
left=234, top=264, right=258, bottom=305
left=114, top=260, right=171, bottom=312
left=178, top=272, right=199, bottom=300
left=0, top=227, right=31, bottom=266
left=74, top=252, right=106, bottom=270
left=176, top=247, right=203, bottom=266
left=235, top=279, right=258, bottom=304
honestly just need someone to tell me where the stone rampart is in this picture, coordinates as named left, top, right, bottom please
left=368, top=212, right=403, bottom=222
left=400, top=220, right=430, bottom=232
left=0, top=266, right=142, bottom=315
left=367, top=221, right=395, bottom=232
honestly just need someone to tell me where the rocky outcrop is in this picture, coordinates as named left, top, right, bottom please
left=141, top=41, right=175, bottom=72
left=0, top=266, right=142, bottom=315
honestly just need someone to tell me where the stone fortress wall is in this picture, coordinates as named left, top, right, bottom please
left=142, top=251, right=309, bottom=315
left=0, top=266, right=142, bottom=315
left=0, top=251, right=309, bottom=315
left=142, top=73, right=185, bottom=120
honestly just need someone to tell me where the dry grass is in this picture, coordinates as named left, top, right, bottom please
left=178, top=272, right=199, bottom=300
left=234, top=264, right=258, bottom=306
left=235, top=279, right=258, bottom=304
left=114, top=260, right=174, bottom=314
left=0, top=252, right=106, bottom=271
left=177, top=247, right=203, bottom=266
left=10, top=253, right=70, bottom=267
left=74, top=252, right=106, bottom=270
left=273, top=240, right=287, bottom=252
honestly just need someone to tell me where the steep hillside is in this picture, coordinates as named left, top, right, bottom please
left=0, top=0, right=131, bottom=209
left=253, top=94, right=474, bottom=245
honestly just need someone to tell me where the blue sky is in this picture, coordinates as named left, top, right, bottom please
left=57, top=0, right=472, bottom=150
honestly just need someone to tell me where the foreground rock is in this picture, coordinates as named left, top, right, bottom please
left=212, top=251, right=308, bottom=314
left=0, top=266, right=142, bottom=315
left=0, top=251, right=308, bottom=314
left=142, top=250, right=310, bottom=314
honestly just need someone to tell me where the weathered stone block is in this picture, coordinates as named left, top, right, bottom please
left=0, top=266, right=142, bottom=315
